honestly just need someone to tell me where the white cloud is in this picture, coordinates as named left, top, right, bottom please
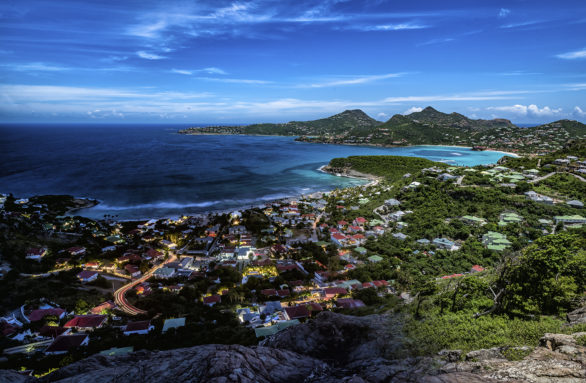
left=8, top=62, right=70, bottom=72
left=418, top=37, right=454, bottom=46
left=136, top=51, right=167, bottom=60
left=486, top=104, right=563, bottom=117
left=172, top=67, right=227, bottom=75
left=302, top=73, right=404, bottom=88
left=195, top=77, right=271, bottom=84
left=403, top=107, right=423, bottom=114
left=498, top=8, right=510, bottom=18
left=377, top=112, right=388, bottom=120
left=556, top=48, right=586, bottom=60
left=171, top=69, right=193, bottom=75
left=353, top=23, right=429, bottom=31
left=574, top=106, right=586, bottom=116
left=500, top=20, right=542, bottom=29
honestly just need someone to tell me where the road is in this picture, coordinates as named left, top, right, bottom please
left=529, top=171, right=586, bottom=184
left=114, top=253, right=177, bottom=316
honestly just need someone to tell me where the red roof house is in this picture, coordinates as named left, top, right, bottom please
left=123, top=320, right=154, bottom=336
left=44, top=334, right=89, bottom=355
left=64, top=315, right=107, bottom=330
left=323, top=287, right=348, bottom=299
left=203, top=294, right=221, bottom=306
left=28, top=308, right=66, bottom=322
left=284, top=305, right=310, bottom=320
left=77, top=270, right=98, bottom=283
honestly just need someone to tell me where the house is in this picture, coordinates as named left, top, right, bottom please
left=481, top=231, right=512, bottom=251
left=26, top=247, right=47, bottom=261
left=392, top=233, right=407, bottom=240
left=384, top=199, right=401, bottom=207
left=498, top=212, right=523, bottom=226
left=389, top=211, right=406, bottom=222
left=90, top=301, right=116, bottom=315
left=123, top=320, right=154, bottom=336
left=28, top=308, right=66, bottom=323
left=162, top=317, right=186, bottom=333
left=553, top=215, right=586, bottom=226
left=353, top=217, right=367, bottom=226
left=160, top=240, right=177, bottom=249
left=367, top=255, right=383, bottom=263
left=64, top=315, right=107, bottom=331
left=432, top=238, right=457, bottom=251
left=67, top=247, right=86, bottom=256
left=283, top=305, right=310, bottom=320
left=461, top=216, right=487, bottom=226
left=331, top=233, right=347, bottom=247
left=203, top=294, right=221, bottom=306
left=77, top=270, right=99, bottom=283
left=153, top=267, right=176, bottom=279
left=254, top=320, right=300, bottom=338
left=323, top=287, right=347, bottom=299
left=567, top=200, right=584, bottom=208
left=260, top=301, right=283, bottom=315
left=145, top=248, right=164, bottom=260
left=44, top=334, right=89, bottom=355
left=124, top=264, right=142, bottom=278
left=524, top=191, right=554, bottom=204
left=336, top=298, right=366, bottom=309
left=39, top=325, right=70, bottom=339
left=471, top=265, right=485, bottom=273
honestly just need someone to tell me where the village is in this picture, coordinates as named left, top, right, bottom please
left=0, top=149, right=584, bottom=374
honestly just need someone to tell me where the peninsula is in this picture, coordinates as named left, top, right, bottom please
left=179, top=107, right=586, bottom=155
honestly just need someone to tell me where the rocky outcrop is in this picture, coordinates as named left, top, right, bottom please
left=441, top=332, right=586, bottom=383
left=567, top=306, right=586, bottom=325
left=2, top=313, right=584, bottom=383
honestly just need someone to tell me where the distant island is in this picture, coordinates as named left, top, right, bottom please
left=179, top=106, right=586, bottom=155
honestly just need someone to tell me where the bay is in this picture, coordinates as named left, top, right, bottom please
left=0, top=124, right=509, bottom=220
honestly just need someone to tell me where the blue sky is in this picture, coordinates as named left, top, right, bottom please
left=1, top=0, right=585, bottom=124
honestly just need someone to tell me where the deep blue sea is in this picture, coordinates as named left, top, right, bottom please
left=0, top=124, right=510, bottom=220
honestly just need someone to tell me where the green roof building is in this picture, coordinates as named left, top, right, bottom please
left=367, top=255, right=383, bottom=263
left=461, top=215, right=487, bottom=226
left=498, top=212, right=523, bottom=226
left=482, top=231, right=511, bottom=251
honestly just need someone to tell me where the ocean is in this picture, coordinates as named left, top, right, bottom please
left=0, top=124, right=509, bottom=220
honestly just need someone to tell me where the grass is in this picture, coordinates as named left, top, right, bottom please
left=404, top=310, right=586, bottom=356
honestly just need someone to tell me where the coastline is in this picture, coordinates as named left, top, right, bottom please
left=181, top=131, right=523, bottom=158
left=70, top=165, right=374, bottom=222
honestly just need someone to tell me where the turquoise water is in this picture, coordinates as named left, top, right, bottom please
left=0, top=124, right=509, bottom=220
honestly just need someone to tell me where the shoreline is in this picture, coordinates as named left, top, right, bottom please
left=181, top=131, right=523, bottom=158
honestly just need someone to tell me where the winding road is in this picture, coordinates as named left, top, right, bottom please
left=114, top=253, right=177, bottom=316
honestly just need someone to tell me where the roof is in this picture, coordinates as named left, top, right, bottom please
left=64, top=315, right=107, bottom=329
left=45, top=334, right=88, bottom=353
left=324, top=287, right=347, bottom=296
left=203, top=295, right=221, bottom=304
left=284, top=305, right=309, bottom=319
left=77, top=270, right=98, bottom=280
left=162, top=317, right=186, bottom=333
left=336, top=298, right=366, bottom=309
left=39, top=325, right=68, bottom=338
left=125, top=320, right=152, bottom=332
left=28, top=308, right=65, bottom=322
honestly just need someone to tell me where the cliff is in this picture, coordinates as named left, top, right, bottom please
left=2, top=312, right=584, bottom=382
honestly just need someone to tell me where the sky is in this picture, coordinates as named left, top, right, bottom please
left=1, top=0, right=585, bottom=124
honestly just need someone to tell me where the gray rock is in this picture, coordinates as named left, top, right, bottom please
left=567, top=305, right=586, bottom=325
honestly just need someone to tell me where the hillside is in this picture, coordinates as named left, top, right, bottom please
left=324, top=155, right=447, bottom=182
left=181, top=107, right=586, bottom=154
left=178, top=109, right=382, bottom=137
